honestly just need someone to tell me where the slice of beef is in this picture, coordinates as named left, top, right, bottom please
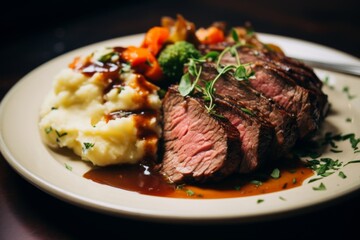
left=161, top=86, right=241, bottom=183
left=200, top=62, right=298, bottom=157
left=222, top=47, right=328, bottom=124
left=215, top=97, right=275, bottom=173
left=201, top=44, right=329, bottom=122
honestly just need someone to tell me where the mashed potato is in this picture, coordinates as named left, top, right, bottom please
left=39, top=49, right=162, bottom=166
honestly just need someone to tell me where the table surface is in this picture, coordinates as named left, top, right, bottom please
left=1, top=0, right=360, bottom=239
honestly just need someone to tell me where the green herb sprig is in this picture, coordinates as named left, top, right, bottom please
left=179, top=40, right=255, bottom=115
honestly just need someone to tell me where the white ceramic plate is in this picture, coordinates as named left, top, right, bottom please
left=1, top=33, right=360, bottom=223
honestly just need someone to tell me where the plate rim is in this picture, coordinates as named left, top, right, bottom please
left=1, top=32, right=360, bottom=223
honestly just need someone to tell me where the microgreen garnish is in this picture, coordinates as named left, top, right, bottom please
left=246, top=25, right=255, bottom=37
left=240, top=107, right=254, bottom=116
left=179, top=41, right=255, bottom=115
left=231, top=28, right=239, bottom=43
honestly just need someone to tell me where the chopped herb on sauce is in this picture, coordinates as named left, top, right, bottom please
left=251, top=180, right=263, bottom=187
left=257, top=199, right=264, bottom=204
left=176, top=184, right=202, bottom=198
left=270, top=168, right=281, bottom=179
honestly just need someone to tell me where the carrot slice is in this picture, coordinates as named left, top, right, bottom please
left=196, top=26, right=225, bottom=44
left=141, top=26, right=170, bottom=56
left=122, top=46, right=163, bottom=81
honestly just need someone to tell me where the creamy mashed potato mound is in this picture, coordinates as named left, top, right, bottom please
left=39, top=49, right=162, bottom=166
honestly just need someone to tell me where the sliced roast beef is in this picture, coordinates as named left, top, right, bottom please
left=199, top=62, right=298, bottom=156
left=201, top=44, right=329, bottom=137
left=161, top=86, right=241, bottom=183
left=249, top=63, right=322, bottom=138
left=215, top=97, right=275, bottom=173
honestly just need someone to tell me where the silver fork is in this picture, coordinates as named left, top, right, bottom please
left=291, top=57, right=360, bottom=77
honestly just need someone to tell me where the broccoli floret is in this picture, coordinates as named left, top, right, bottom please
left=158, top=41, right=200, bottom=80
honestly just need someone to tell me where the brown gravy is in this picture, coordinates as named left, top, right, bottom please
left=83, top=158, right=313, bottom=199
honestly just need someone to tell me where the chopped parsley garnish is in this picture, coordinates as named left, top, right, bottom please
left=306, top=158, right=342, bottom=179
left=322, top=76, right=334, bottom=89
left=55, top=130, right=67, bottom=138
left=176, top=184, right=203, bottom=198
left=98, top=51, right=118, bottom=63
left=338, top=171, right=347, bottom=179
left=45, top=126, right=53, bottom=134
left=65, top=163, right=72, bottom=171
left=186, top=189, right=195, bottom=197
left=270, top=168, right=281, bottom=179
left=344, top=159, right=360, bottom=166
left=312, top=182, right=326, bottom=191
left=82, top=142, right=95, bottom=153
left=299, top=131, right=360, bottom=189
left=55, top=130, right=68, bottom=143
left=279, top=196, right=286, bottom=201
left=257, top=199, right=264, bottom=204
left=250, top=180, right=263, bottom=187
left=342, top=86, right=356, bottom=100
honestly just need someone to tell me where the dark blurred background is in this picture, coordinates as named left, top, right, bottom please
left=1, top=0, right=360, bottom=238
left=1, top=0, right=359, bottom=99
